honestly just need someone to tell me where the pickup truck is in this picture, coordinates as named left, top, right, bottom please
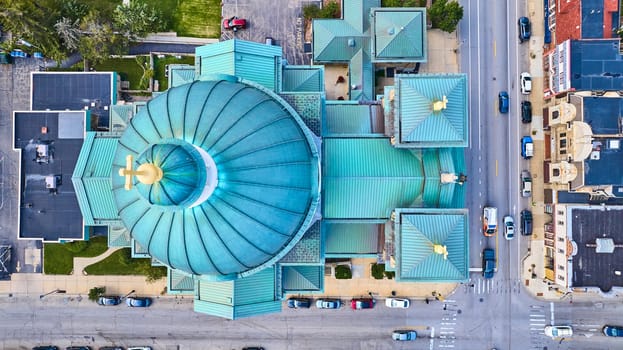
left=482, top=248, right=496, bottom=279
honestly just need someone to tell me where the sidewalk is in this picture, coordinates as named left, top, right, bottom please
left=0, top=248, right=168, bottom=298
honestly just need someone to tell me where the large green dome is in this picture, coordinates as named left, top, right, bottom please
left=112, top=77, right=320, bottom=280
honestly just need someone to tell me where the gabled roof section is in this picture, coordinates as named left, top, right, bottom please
left=110, top=104, right=132, bottom=133
left=280, top=221, right=322, bottom=264
left=195, top=39, right=282, bottom=91
left=282, top=66, right=325, bottom=92
left=108, top=223, right=131, bottom=247
left=168, top=64, right=196, bottom=88
left=395, top=208, right=469, bottom=282
left=281, top=265, right=324, bottom=292
left=322, top=138, right=424, bottom=219
left=323, top=101, right=384, bottom=136
left=194, top=267, right=281, bottom=319
left=72, top=132, right=118, bottom=225
left=323, top=221, right=380, bottom=256
left=372, top=8, right=427, bottom=62
left=387, top=74, right=468, bottom=147
left=168, top=268, right=194, bottom=293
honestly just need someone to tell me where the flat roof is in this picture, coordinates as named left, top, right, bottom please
left=584, top=138, right=623, bottom=186
left=571, top=206, right=623, bottom=292
left=31, top=72, right=115, bottom=130
left=14, top=111, right=85, bottom=240
left=570, top=39, right=623, bottom=91
left=582, top=97, right=623, bottom=134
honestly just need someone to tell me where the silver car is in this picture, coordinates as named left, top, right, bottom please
left=392, top=330, right=417, bottom=341
left=503, top=216, right=515, bottom=240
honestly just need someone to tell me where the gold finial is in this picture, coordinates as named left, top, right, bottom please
left=118, top=154, right=164, bottom=190
left=433, top=244, right=448, bottom=260
left=432, top=95, right=448, bottom=112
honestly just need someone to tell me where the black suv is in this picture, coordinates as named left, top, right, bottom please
left=521, top=210, right=533, bottom=236
left=521, top=101, right=532, bottom=123
left=287, top=297, right=311, bottom=308
left=518, top=17, right=531, bottom=42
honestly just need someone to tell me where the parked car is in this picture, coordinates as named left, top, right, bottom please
left=482, top=248, right=496, bottom=279
left=126, top=296, right=152, bottom=307
left=544, top=325, right=573, bottom=338
left=385, top=297, right=410, bottom=308
left=287, top=297, right=311, bottom=309
left=603, top=325, right=623, bottom=337
left=521, top=210, right=533, bottom=236
left=520, top=72, right=532, bottom=95
left=32, top=347, right=59, bottom=350
left=521, top=101, right=532, bottom=123
left=351, top=298, right=375, bottom=309
left=242, top=347, right=265, bottom=350
left=98, top=347, right=124, bottom=350
left=97, top=296, right=121, bottom=306
left=518, top=17, right=532, bottom=42
left=223, top=16, right=247, bottom=32
left=127, top=347, right=152, bottom=350
left=66, top=347, right=91, bottom=350
left=316, top=299, right=341, bottom=309
left=521, top=136, right=534, bottom=159
left=521, top=170, right=532, bottom=198
left=498, top=91, right=509, bottom=113
left=503, top=215, right=515, bottom=240
left=392, top=330, right=417, bottom=341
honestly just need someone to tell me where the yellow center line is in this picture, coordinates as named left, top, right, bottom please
left=493, top=40, right=497, bottom=57
left=495, top=160, right=498, bottom=176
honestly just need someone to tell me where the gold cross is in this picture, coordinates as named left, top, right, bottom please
left=118, top=154, right=163, bottom=190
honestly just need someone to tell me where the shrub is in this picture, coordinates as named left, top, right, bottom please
left=88, top=286, right=105, bottom=301
left=302, top=1, right=341, bottom=20
left=334, top=265, right=352, bottom=279
left=384, top=271, right=395, bottom=279
left=371, top=263, right=386, bottom=279
left=65, top=240, right=88, bottom=253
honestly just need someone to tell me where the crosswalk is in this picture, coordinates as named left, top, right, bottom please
left=437, top=299, right=458, bottom=349
left=528, top=304, right=549, bottom=349
left=463, top=277, right=522, bottom=295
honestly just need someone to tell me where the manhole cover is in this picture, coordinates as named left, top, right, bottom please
left=457, top=309, right=462, bottom=314
left=479, top=298, right=484, bottom=302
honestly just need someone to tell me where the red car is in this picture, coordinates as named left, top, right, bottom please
left=351, top=298, right=375, bottom=310
left=223, top=16, right=247, bottom=32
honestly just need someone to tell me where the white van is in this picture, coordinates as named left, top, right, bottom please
left=483, top=207, right=498, bottom=237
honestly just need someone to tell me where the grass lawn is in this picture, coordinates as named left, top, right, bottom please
left=154, top=55, right=195, bottom=91
left=93, top=56, right=150, bottom=90
left=143, top=0, right=222, bottom=38
left=84, top=248, right=167, bottom=279
left=43, top=235, right=109, bottom=275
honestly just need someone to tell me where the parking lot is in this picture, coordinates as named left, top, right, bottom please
left=222, top=0, right=319, bottom=65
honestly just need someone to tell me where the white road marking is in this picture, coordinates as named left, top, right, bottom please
left=550, top=302, right=555, bottom=325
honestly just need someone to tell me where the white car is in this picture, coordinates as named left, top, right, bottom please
left=503, top=216, right=515, bottom=240
left=385, top=297, right=410, bottom=308
left=520, top=72, right=532, bottom=94
left=544, top=325, right=573, bottom=338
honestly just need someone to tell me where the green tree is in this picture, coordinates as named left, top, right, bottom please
left=79, top=10, right=126, bottom=66
left=54, top=17, right=82, bottom=51
left=302, top=4, right=321, bottom=20
left=113, top=2, right=165, bottom=41
left=429, top=0, right=464, bottom=33
left=88, top=286, right=105, bottom=301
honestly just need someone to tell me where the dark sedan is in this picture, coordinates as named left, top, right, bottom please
left=97, top=296, right=121, bottom=306
left=604, top=325, right=623, bottom=337
left=287, top=297, right=311, bottom=308
left=126, top=296, right=152, bottom=307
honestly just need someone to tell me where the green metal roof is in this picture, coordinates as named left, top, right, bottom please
left=323, top=101, right=383, bottom=136
left=71, top=132, right=119, bottom=225
left=108, top=223, right=131, bottom=247
left=280, top=221, right=322, bottom=264
left=110, top=104, right=132, bottom=132
left=389, top=74, right=469, bottom=147
left=168, top=64, right=195, bottom=88
left=168, top=268, right=195, bottom=293
left=372, top=8, right=427, bottom=62
left=194, top=267, right=281, bottom=319
left=281, top=265, right=323, bottom=292
left=196, top=39, right=282, bottom=91
left=279, top=93, right=324, bottom=136
left=324, top=222, right=380, bottom=256
left=322, top=138, right=424, bottom=219
left=394, top=208, right=469, bottom=282
left=282, top=66, right=325, bottom=92
left=112, top=78, right=320, bottom=281
left=312, top=0, right=378, bottom=101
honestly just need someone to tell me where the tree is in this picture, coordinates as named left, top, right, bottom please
left=428, top=0, right=464, bottom=33
left=78, top=10, right=126, bottom=66
left=88, top=286, right=105, bottom=301
left=113, top=2, right=165, bottom=41
left=54, top=17, right=82, bottom=51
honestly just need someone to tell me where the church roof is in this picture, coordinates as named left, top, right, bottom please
left=112, top=77, right=320, bottom=280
